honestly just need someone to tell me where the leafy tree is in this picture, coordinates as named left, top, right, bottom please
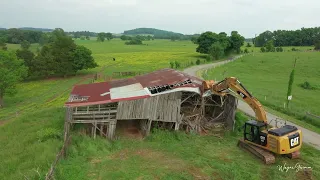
left=246, top=43, right=252, bottom=47
left=80, top=36, right=85, bottom=40
left=209, top=42, right=224, bottom=60
left=146, top=35, right=153, bottom=41
left=106, top=33, right=113, bottom=41
left=260, top=47, right=266, bottom=52
left=120, top=35, right=132, bottom=41
left=265, top=40, right=275, bottom=52
left=315, top=40, right=320, bottom=50
left=72, top=45, right=98, bottom=73
left=254, top=30, right=273, bottom=47
left=97, top=32, right=106, bottom=42
left=0, top=50, right=28, bottom=107
left=16, top=48, right=35, bottom=71
left=31, top=45, right=56, bottom=77
left=39, top=33, right=49, bottom=46
left=230, top=31, right=245, bottom=54
left=0, top=39, right=7, bottom=50
left=191, top=36, right=198, bottom=44
left=196, top=32, right=219, bottom=54
left=218, top=32, right=232, bottom=55
left=50, top=29, right=77, bottom=76
left=125, top=38, right=143, bottom=45
left=85, top=36, right=90, bottom=40
left=20, top=40, right=31, bottom=50
left=286, top=59, right=297, bottom=108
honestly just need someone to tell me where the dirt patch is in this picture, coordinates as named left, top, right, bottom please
left=115, top=120, right=144, bottom=140
left=212, top=171, right=223, bottom=180
left=218, top=152, right=232, bottom=162
left=188, top=166, right=210, bottom=180
left=111, top=149, right=130, bottom=160
left=296, top=169, right=313, bottom=180
left=90, top=158, right=102, bottom=164
left=0, top=120, right=9, bottom=127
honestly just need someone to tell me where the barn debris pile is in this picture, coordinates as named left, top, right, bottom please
left=64, top=68, right=237, bottom=140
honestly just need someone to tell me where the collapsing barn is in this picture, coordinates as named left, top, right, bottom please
left=64, top=68, right=237, bottom=140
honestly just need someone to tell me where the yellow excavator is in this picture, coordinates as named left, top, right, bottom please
left=203, top=77, right=302, bottom=164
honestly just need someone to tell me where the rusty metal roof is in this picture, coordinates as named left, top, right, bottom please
left=65, top=68, right=204, bottom=107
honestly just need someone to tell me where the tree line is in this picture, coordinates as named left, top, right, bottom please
left=254, top=27, right=320, bottom=47
left=193, top=31, right=245, bottom=60
left=0, top=28, right=46, bottom=44
left=0, top=28, right=98, bottom=107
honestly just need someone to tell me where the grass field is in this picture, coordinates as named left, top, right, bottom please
left=0, top=39, right=206, bottom=179
left=54, top=112, right=319, bottom=180
left=0, top=39, right=319, bottom=179
left=205, top=51, right=320, bottom=130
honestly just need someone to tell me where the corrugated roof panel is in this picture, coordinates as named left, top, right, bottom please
left=65, top=68, right=205, bottom=107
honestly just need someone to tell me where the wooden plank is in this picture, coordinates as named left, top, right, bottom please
left=73, top=110, right=117, bottom=115
left=72, top=120, right=115, bottom=123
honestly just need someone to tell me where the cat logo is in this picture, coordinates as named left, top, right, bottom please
left=290, top=137, right=299, bottom=148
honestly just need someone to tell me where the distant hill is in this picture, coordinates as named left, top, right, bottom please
left=123, top=28, right=184, bottom=39
left=0, top=28, right=6, bottom=30
left=19, top=27, right=54, bottom=32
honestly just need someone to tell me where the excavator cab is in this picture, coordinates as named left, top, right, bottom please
left=244, top=120, right=268, bottom=147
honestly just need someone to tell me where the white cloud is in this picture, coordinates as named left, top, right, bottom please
left=0, top=0, right=319, bottom=37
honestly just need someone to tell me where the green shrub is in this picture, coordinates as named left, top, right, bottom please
left=299, top=81, right=316, bottom=90
left=174, top=61, right=180, bottom=69
left=244, top=48, right=249, bottom=53
left=190, top=61, right=194, bottom=65
left=279, top=47, right=283, bottom=52
left=260, top=47, right=266, bottom=52
left=169, top=62, right=175, bottom=68
left=196, top=59, right=201, bottom=65
left=206, top=55, right=212, bottom=62
left=37, top=128, right=61, bottom=142
left=125, top=38, right=143, bottom=45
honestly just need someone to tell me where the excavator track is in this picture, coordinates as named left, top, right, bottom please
left=287, top=150, right=300, bottom=159
left=238, top=139, right=275, bottom=164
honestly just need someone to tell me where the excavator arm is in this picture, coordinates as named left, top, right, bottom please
left=203, top=77, right=268, bottom=124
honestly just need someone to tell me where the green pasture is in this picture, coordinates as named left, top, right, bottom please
left=205, top=51, right=320, bottom=129
left=1, top=39, right=319, bottom=179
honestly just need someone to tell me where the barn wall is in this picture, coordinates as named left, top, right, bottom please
left=116, top=92, right=182, bottom=122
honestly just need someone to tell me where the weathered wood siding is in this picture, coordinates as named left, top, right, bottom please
left=116, top=92, right=182, bottom=122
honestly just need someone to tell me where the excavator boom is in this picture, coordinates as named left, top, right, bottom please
left=203, top=77, right=301, bottom=164
left=203, top=77, right=268, bottom=124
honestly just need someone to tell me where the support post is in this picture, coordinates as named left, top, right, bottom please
left=100, top=124, right=103, bottom=136
left=108, top=120, right=117, bottom=140
left=146, top=119, right=152, bottom=136
left=174, top=122, right=180, bottom=131
left=93, top=121, right=97, bottom=139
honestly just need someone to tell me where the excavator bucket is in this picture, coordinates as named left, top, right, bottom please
left=203, top=80, right=215, bottom=90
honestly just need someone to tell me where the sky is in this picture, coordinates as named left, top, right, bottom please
left=0, top=0, right=319, bottom=38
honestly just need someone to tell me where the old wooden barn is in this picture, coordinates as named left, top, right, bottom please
left=64, top=68, right=237, bottom=140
